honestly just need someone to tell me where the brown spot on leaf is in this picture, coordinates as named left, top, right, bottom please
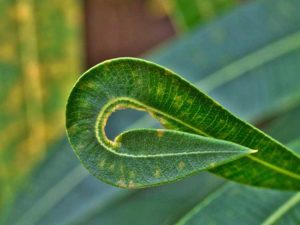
left=178, top=161, right=185, bottom=170
left=117, top=179, right=126, bottom=188
left=128, top=180, right=136, bottom=188
left=154, top=168, right=161, bottom=178
left=157, top=129, right=164, bottom=138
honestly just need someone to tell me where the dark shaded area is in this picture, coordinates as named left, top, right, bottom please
left=84, top=0, right=175, bottom=67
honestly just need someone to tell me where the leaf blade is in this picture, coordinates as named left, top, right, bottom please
left=176, top=112, right=300, bottom=225
left=66, top=57, right=300, bottom=190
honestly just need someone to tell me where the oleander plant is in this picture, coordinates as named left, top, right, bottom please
left=2, top=0, right=300, bottom=224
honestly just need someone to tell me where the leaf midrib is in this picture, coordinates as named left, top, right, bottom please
left=248, top=155, right=300, bottom=180
left=197, top=29, right=300, bottom=92
left=175, top=183, right=229, bottom=225
left=13, top=165, right=88, bottom=225
left=261, top=192, right=300, bottom=225
left=104, top=98, right=300, bottom=181
left=176, top=140, right=300, bottom=225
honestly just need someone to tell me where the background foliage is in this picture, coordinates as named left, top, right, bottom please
left=0, top=0, right=82, bottom=216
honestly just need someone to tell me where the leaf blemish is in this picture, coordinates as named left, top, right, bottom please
left=99, top=160, right=106, bottom=168
left=164, top=69, right=172, bottom=75
left=156, top=83, right=164, bottom=95
left=178, top=161, right=185, bottom=170
left=186, top=98, right=194, bottom=105
left=175, top=95, right=182, bottom=102
left=157, top=130, right=164, bottom=138
left=128, top=181, right=136, bottom=188
left=209, top=162, right=216, bottom=168
left=86, top=82, right=96, bottom=89
left=154, top=169, right=161, bottom=178
left=117, top=179, right=126, bottom=188
left=77, top=143, right=85, bottom=149
left=109, top=163, right=115, bottom=171
left=129, top=171, right=135, bottom=178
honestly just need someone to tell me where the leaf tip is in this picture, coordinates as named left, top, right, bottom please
left=250, top=149, right=258, bottom=154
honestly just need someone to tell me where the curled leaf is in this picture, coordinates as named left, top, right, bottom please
left=66, top=58, right=300, bottom=189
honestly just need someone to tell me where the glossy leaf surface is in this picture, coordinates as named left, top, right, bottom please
left=66, top=58, right=300, bottom=190
left=66, top=58, right=256, bottom=188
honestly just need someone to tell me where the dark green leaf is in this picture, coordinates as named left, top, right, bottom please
left=66, top=58, right=256, bottom=188
left=61, top=106, right=300, bottom=225
left=66, top=58, right=300, bottom=190
left=169, top=0, right=239, bottom=31
left=176, top=139, right=300, bottom=225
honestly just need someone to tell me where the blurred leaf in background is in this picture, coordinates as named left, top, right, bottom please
left=147, top=0, right=245, bottom=32
left=0, top=0, right=82, bottom=213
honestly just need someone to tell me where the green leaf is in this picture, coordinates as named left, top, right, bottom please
left=0, top=0, right=82, bottom=211
left=55, top=106, right=300, bottom=225
left=9, top=74, right=300, bottom=225
left=7, top=0, right=300, bottom=223
left=264, top=106, right=300, bottom=145
left=150, top=0, right=300, bottom=124
left=175, top=140, right=300, bottom=225
left=70, top=173, right=223, bottom=225
left=66, top=58, right=255, bottom=189
left=175, top=183, right=298, bottom=225
left=55, top=105, right=300, bottom=225
left=66, top=57, right=300, bottom=190
left=169, top=0, right=239, bottom=32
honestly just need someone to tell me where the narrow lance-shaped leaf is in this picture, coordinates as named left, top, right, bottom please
left=65, top=57, right=253, bottom=189
left=168, top=0, right=238, bottom=32
left=66, top=57, right=300, bottom=190
left=175, top=139, right=300, bottom=225
left=66, top=61, right=254, bottom=189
